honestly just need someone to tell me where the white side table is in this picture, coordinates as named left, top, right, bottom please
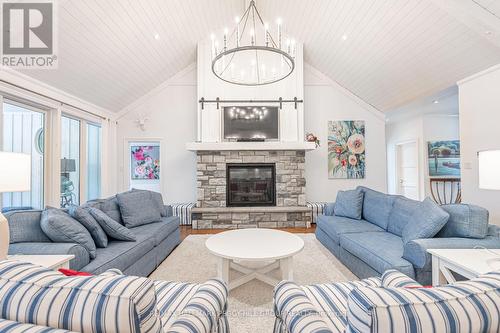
left=7, top=254, right=75, bottom=270
left=206, top=229, right=304, bottom=291
left=427, top=249, right=500, bottom=286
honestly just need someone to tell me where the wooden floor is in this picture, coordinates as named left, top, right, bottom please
left=180, top=224, right=316, bottom=241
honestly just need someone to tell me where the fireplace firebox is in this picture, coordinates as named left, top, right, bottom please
left=226, top=163, right=276, bottom=207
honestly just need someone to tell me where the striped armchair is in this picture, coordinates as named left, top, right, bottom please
left=274, top=270, right=500, bottom=333
left=0, top=260, right=228, bottom=333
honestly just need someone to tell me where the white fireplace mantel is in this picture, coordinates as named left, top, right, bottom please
left=186, top=141, right=317, bottom=151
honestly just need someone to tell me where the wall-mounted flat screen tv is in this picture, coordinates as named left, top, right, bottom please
left=223, top=106, right=279, bottom=140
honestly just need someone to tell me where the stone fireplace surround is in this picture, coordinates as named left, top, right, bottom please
left=192, top=150, right=312, bottom=229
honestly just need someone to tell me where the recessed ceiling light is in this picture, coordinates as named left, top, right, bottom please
left=154, top=33, right=160, bottom=40
left=341, top=34, right=348, bottom=41
left=433, top=100, right=439, bottom=104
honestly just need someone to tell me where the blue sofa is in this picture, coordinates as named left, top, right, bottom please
left=6, top=192, right=181, bottom=276
left=316, top=186, right=500, bottom=285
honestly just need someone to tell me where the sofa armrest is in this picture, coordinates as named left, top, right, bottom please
left=273, top=281, right=331, bottom=333
left=403, top=236, right=500, bottom=269
left=324, top=202, right=335, bottom=216
left=167, top=279, right=228, bottom=333
left=0, top=319, right=75, bottom=332
left=8, top=242, right=90, bottom=270
left=164, top=204, right=173, bottom=217
left=381, top=269, right=422, bottom=288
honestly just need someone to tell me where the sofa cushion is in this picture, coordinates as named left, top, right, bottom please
left=5, top=210, right=50, bottom=244
left=317, top=215, right=384, bottom=244
left=40, top=208, right=96, bottom=259
left=88, top=207, right=136, bottom=241
left=358, top=186, right=395, bottom=229
left=85, top=196, right=124, bottom=224
left=402, top=198, right=449, bottom=243
left=130, top=216, right=179, bottom=246
left=438, top=204, right=489, bottom=239
left=80, top=230, right=155, bottom=274
left=339, top=231, right=415, bottom=277
left=68, top=205, right=108, bottom=248
left=117, top=190, right=162, bottom=228
left=334, top=189, right=364, bottom=219
left=387, top=196, right=420, bottom=236
left=133, top=189, right=168, bottom=217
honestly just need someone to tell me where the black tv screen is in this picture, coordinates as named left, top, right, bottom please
left=223, top=106, right=279, bottom=140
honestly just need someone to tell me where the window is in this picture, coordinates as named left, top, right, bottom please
left=61, top=116, right=80, bottom=207
left=86, top=123, right=101, bottom=200
left=2, top=101, right=45, bottom=210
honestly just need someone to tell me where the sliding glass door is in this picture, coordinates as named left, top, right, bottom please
left=60, top=116, right=80, bottom=207
left=2, top=101, right=45, bottom=210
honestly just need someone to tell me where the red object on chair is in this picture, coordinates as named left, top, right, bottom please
left=58, top=268, right=92, bottom=276
left=405, top=285, right=433, bottom=289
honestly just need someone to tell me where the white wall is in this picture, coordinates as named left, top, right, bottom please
left=116, top=63, right=388, bottom=204
left=458, top=64, right=500, bottom=225
left=386, top=113, right=459, bottom=199
left=115, top=66, right=198, bottom=203
left=303, top=65, right=387, bottom=202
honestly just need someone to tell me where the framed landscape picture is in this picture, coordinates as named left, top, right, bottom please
left=427, top=140, right=460, bottom=177
left=130, top=144, right=160, bottom=180
left=328, top=120, right=366, bottom=179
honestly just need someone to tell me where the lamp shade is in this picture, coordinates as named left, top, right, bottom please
left=0, top=152, right=31, bottom=193
left=478, top=150, right=500, bottom=190
left=60, top=158, right=76, bottom=173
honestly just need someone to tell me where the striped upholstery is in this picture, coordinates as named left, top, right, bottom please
left=170, top=203, right=196, bottom=226
left=0, top=260, right=229, bottom=333
left=381, top=269, right=422, bottom=288
left=306, top=201, right=328, bottom=224
left=274, top=277, right=382, bottom=333
left=347, top=272, right=500, bottom=333
left=0, top=319, right=73, bottom=332
left=0, top=260, right=163, bottom=333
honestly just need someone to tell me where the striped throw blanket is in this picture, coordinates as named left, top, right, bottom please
left=170, top=203, right=196, bottom=226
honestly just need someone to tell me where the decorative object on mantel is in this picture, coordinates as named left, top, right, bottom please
left=427, top=140, right=460, bottom=177
left=0, top=151, right=31, bottom=260
left=328, top=121, right=366, bottom=179
left=430, top=178, right=461, bottom=205
left=130, top=144, right=160, bottom=180
left=305, top=133, right=320, bottom=148
left=210, top=0, right=295, bottom=86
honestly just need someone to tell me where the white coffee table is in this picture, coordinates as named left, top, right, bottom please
left=427, top=249, right=500, bottom=286
left=205, top=228, right=304, bottom=291
left=7, top=254, right=75, bottom=270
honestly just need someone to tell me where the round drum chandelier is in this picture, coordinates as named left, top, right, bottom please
left=210, top=0, right=295, bottom=86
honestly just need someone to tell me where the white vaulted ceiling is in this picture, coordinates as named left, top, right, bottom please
left=13, top=0, right=500, bottom=112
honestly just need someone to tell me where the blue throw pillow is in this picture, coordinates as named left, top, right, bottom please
left=68, top=205, right=108, bottom=248
left=88, top=207, right=136, bottom=241
left=40, top=208, right=97, bottom=259
left=402, top=197, right=450, bottom=244
left=334, top=189, right=364, bottom=220
left=117, top=190, right=162, bottom=228
left=438, top=204, right=489, bottom=239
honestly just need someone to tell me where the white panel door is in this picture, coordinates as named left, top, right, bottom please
left=396, top=141, right=419, bottom=200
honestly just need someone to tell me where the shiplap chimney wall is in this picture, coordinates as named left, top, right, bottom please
left=196, top=37, right=305, bottom=143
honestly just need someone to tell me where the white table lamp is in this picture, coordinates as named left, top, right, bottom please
left=478, top=150, right=500, bottom=190
left=0, top=152, right=31, bottom=260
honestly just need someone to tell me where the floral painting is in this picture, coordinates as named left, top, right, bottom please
left=328, top=120, right=366, bottom=179
left=131, top=145, right=160, bottom=180
left=428, top=140, right=460, bottom=177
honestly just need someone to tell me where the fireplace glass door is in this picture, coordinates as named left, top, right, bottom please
left=226, top=163, right=276, bottom=206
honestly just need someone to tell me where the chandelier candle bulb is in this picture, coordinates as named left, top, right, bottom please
left=277, top=18, right=282, bottom=49
left=264, top=23, right=269, bottom=46
left=235, top=16, right=240, bottom=47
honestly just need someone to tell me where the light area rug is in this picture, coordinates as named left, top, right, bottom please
left=150, top=233, right=357, bottom=333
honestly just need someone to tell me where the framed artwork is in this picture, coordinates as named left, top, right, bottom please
left=328, top=120, right=366, bottom=179
left=130, top=144, right=160, bottom=180
left=427, top=140, right=460, bottom=177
